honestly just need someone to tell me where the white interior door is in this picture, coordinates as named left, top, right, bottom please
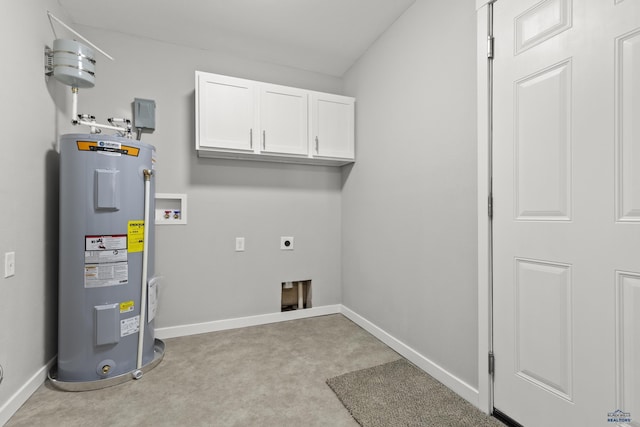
left=492, top=1, right=640, bottom=426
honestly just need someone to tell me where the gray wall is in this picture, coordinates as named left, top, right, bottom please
left=341, top=0, right=479, bottom=388
left=72, top=26, right=345, bottom=328
left=0, top=0, right=70, bottom=415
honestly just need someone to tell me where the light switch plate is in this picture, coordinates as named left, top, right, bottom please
left=235, top=237, right=245, bottom=252
left=4, top=252, right=15, bottom=278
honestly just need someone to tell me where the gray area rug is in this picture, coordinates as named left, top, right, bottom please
left=327, top=359, right=503, bottom=427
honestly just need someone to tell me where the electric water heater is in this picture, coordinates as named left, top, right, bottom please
left=54, top=133, right=163, bottom=389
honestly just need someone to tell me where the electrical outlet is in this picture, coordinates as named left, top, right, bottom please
left=4, top=252, right=15, bottom=278
left=280, top=236, right=294, bottom=250
left=235, top=237, right=245, bottom=252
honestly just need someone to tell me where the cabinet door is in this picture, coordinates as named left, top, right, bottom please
left=196, top=72, right=256, bottom=151
left=260, top=84, right=308, bottom=156
left=310, top=93, right=355, bottom=160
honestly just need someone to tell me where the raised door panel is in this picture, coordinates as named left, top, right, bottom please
left=515, top=60, right=572, bottom=221
left=616, top=271, right=640, bottom=427
left=616, top=30, right=640, bottom=222
left=515, top=0, right=572, bottom=55
left=196, top=73, right=256, bottom=151
left=311, top=94, right=355, bottom=160
left=515, top=258, right=573, bottom=401
left=260, top=85, right=308, bottom=156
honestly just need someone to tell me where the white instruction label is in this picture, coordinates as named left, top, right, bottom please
left=120, top=315, right=140, bottom=337
left=85, top=235, right=127, bottom=251
left=84, top=262, right=128, bottom=288
left=85, top=249, right=127, bottom=264
left=148, top=278, right=159, bottom=323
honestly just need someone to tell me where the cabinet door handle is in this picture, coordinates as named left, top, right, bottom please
left=315, top=136, right=319, bottom=153
left=263, top=130, right=266, bottom=150
left=250, top=129, right=253, bottom=149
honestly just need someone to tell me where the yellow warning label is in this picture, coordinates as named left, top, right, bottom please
left=121, top=145, right=140, bottom=156
left=120, top=300, right=134, bottom=313
left=127, top=220, right=145, bottom=253
left=77, top=141, right=97, bottom=151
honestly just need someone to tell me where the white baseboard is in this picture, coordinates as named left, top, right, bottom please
left=155, top=304, right=342, bottom=339
left=340, top=305, right=480, bottom=407
left=0, top=356, right=55, bottom=427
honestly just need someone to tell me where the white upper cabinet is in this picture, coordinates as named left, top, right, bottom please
left=196, top=73, right=257, bottom=152
left=260, top=84, right=308, bottom=156
left=195, top=71, right=355, bottom=166
left=310, top=93, right=355, bottom=160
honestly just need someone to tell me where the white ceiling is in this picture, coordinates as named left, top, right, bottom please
left=56, top=0, right=417, bottom=76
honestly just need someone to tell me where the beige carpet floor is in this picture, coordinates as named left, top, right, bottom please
left=6, top=314, right=400, bottom=427
left=6, top=314, right=501, bottom=427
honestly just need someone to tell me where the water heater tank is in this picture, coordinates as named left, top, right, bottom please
left=54, top=133, right=163, bottom=389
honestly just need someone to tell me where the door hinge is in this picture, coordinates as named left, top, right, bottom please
left=489, top=351, right=495, bottom=375
left=488, top=193, right=493, bottom=219
left=487, top=36, right=495, bottom=59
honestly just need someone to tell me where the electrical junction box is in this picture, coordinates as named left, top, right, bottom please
left=134, top=98, right=156, bottom=130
